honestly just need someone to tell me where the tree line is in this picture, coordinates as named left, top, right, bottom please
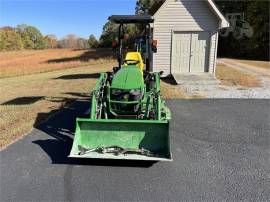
left=0, top=24, right=99, bottom=51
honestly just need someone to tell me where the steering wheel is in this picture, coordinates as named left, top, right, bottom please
left=124, top=60, right=140, bottom=65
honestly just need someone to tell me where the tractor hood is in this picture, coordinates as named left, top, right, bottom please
left=111, top=66, right=144, bottom=90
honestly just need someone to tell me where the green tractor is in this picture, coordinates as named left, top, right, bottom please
left=69, top=15, right=172, bottom=161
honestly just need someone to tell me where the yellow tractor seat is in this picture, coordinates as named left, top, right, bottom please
left=124, top=52, right=144, bottom=71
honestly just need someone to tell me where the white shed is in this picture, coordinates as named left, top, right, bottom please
left=152, top=0, right=229, bottom=79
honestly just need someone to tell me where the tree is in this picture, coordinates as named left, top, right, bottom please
left=16, top=24, right=34, bottom=49
left=16, top=24, right=47, bottom=49
left=88, top=34, right=99, bottom=48
left=26, top=26, right=46, bottom=49
left=215, top=0, right=269, bottom=60
left=57, top=34, right=89, bottom=49
left=77, top=38, right=89, bottom=49
left=16, top=24, right=28, bottom=34
left=99, top=21, right=137, bottom=48
left=58, top=35, right=76, bottom=49
left=0, top=28, right=23, bottom=50
left=21, top=32, right=34, bottom=49
left=242, top=0, right=269, bottom=60
left=99, top=21, right=119, bottom=48
left=135, top=0, right=165, bottom=15
left=44, top=34, right=57, bottom=49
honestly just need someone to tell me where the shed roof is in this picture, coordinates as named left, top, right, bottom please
left=153, top=0, right=229, bottom=29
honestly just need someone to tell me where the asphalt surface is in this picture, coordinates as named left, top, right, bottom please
left=1, top=99, right=270, bottom=201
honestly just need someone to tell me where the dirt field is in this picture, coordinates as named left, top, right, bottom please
left=0, top=49, right=112, bottom=77
left=0, top=49, right=186, bottom=149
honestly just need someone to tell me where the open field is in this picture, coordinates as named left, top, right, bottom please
left=216, top=64, right=261, bottom=87
left=0, top=49, right=112, bottom=77
left=233, top=59, right=270, bottom=70
left=0, top=49, right=186, bottom=149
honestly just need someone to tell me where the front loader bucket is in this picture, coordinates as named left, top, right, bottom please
left=69, top=118, right=172, bottom=161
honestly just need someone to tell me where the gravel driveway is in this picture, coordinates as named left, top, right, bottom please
left=180, top=59, right=270, bottom=99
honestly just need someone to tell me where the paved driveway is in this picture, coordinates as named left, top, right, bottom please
left=1, top=99, right=269, bottom=201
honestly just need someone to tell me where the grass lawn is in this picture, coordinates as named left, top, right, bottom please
left=216, top=64, right=261, bottom=87
left=0, top=49, right=186, bottom=149
left=233, top=59, right=270, bottom=70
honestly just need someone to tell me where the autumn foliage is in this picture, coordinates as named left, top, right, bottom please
left=0, top=24, right=99, bottom=51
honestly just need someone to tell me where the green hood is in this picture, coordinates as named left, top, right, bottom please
left=111, top=65, right=144, bottom=90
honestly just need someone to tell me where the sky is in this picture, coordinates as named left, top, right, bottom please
left=0, top=0, right=136, bottom=39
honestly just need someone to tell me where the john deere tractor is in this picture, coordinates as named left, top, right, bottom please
left=69, top=15, right=172, bottom=161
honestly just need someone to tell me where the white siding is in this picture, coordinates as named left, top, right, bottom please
left=209, top=31, right=218, bottom=73
left=153, top=0, right=219, bottom=76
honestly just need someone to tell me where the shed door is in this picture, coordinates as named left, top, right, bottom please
left=171, top=32, right=210, bottom=74
left=172, top=33, right=191, bottom=73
